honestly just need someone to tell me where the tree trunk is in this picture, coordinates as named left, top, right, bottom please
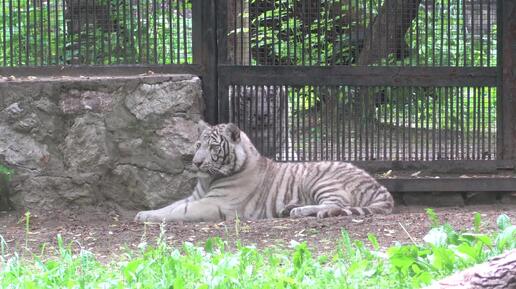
left=227, top=0, right=250, bottom=65
left=357, top=0, right=422, bottom=65
left=424, top=249, right=516, bottom=289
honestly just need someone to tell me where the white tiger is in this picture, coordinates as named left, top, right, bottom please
left=134, top=122, right=394, bottom=222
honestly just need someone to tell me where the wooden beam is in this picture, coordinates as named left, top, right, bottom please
left=218, top=66, right=498, bottom=87
left=0, top=64, right=202, bottom=78
left=352, top=160, right=515, bottom=174
left=379, top=177, right=516, bottom=192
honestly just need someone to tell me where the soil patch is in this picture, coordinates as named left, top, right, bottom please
left=1, top=205, right=515, bottom=261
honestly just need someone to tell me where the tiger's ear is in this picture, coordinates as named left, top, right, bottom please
left=225, top=123, right=241, bottom=143
left=197, top=120, right=210, bottom=135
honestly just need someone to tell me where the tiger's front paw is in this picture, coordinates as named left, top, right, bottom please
left=134, top=211, right=164, bottom=223
left=289, top=207, right=310, bottom=218
left=280, top=203, right=301, bottom=218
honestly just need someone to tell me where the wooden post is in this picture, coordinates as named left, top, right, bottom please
left=217, top=0, right=230, bottom=123
left=192, top=0, right=219, bottom=124
left=500, top=0, right=515, bottom=160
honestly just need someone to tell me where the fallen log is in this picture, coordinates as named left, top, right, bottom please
left=424, top=249, right=516, bottom=289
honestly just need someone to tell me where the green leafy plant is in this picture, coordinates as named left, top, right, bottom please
left=0, top=165, right=12, bottom=181
left=0, top=213, right=514, bottom=288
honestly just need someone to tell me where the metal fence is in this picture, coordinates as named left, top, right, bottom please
left=0, top=0, right=192, bottom=66
left=227, top=0, right=497, bottom=67
left=0, top=0, right=511, bottom=166
left=220, top=0, right=501, bottom=162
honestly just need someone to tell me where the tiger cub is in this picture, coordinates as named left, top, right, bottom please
left=134, top=122, right=394, bottom=223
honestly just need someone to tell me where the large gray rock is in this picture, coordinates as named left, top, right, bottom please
left=0, top=75, right=204, bottom=211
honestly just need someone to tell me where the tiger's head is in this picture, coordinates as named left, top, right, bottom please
left=192, top=122, right=248, bottom=177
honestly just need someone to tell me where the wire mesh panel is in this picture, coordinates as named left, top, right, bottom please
left=224, top=0, right=499, bottom=162
left=0, top=0, right=192, bottom=66
left=229, top=84, right=497, bottom=161
left=227, top=0, right=497, bottom=67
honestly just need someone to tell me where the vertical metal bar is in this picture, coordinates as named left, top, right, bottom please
left=93, top=0, right=98, bottom=64
left=8, top=0, right=13, bottom=66
left=176, top=0, right=180, bottom=63
left=460, top=87, right=465, bottom=159
left=431, top=0, right=435, bottom=66
left=456, top=0, right=460, bottom=67
left=444, top=87, right=449, bottom=159
left=348, top=0, right=352, bottom=65
left=144, top=0, right=149, bottom=63
left=487, top=0, right=492, bottom=67
left=272, top=85, right=277, bottom=159
left=358, top=87, right=363, bottom=160
left=447, top=0, right=451, bottom=66
left=466, top=87, right=471, bottom=158
left=376, top=87, right=381, bottom=160
left=470, top=0, right=475, bottom=66
left=408, top=87, right=413, bottom=160
left=415, top=88, right=420, bottom=159
left=62, top=0, right=66, bottom=64
left=33, top=0, right=38, bottom=65
left=439, top=0, right=444, bottom=66
left=260, top=86, right=265, bottom=155
left=161, top=0, right=166, bottom=64
left=417, top=87, right=423, bottom=160
left=39, top=0, right=44, bottom=65
left=152, top=0, right=158, bottom=63
left=384, top=87, right=389, bottom=160
left=248, top=0, right=252, bottom=65
left=438, top=87, right=442, bottom=159
left=168, top=0, right=173, bottom=63
left=129, top=0, right=135, bottom=63
left=425, top=88, right=429, bottom=159
left=488, top=87, right=492, bottom=158
left=431, top=88, right=436, bottom=159
left=18, top=0, right=22, bottom=65
left=85, top=0, right=90, bottom=64
left=271, top=1, right=276, bottom=65
left=335, top=86, right=341, bottom=160
left=328, top=88, right=332, bottom=160
left=306, top=87, right=311, bottom=161
left=480, top=0, right=484, bottom=67
left=182, top=0, right=187, bottom=63
left=392, top=86, right=399, bottom=159
left=351, top=86, right=356, bottom=160
left=364, top=87, right=369, bottom=160
left=26, top=0, right=30, bottom=65
left=232, top=0, right=237, bottom=64
left=136, top=0, right=142, bottom=62
left=340, top=87, right=346, bottom=160
left=462, top=0, right=467, bottom=66
left=450, top=87, right=455, bottom=159
left=316, top=1, right=322, bottom=66
left=424, top=0, right=428, bottom=65
left=293, top=87, right=302, bottom=161
left=325, top=0, right=331, bottom=66
left=481, top=86, right=486, bottom=158
left=122, top=0, right=128, bottom=63
left=300, top=0, right=305, bottom=66
left=286, top=0, right=290, bottom=65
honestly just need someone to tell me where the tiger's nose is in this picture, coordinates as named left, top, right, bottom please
left=193, top=160, right=203, bottom=167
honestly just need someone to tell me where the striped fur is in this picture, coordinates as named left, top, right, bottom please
left=134, top=122, right=394, bottom=223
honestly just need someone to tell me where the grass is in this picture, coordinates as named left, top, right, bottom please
left=0, top=211, right=515, bottom=289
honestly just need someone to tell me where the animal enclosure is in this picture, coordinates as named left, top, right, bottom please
left=0, top=0, right=515, bottom=190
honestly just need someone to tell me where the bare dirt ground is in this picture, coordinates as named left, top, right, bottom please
left=0, top=205, right=515, bottom=261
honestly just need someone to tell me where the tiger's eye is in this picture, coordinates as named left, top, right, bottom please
left=196, top=142, right=201, bottom=149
